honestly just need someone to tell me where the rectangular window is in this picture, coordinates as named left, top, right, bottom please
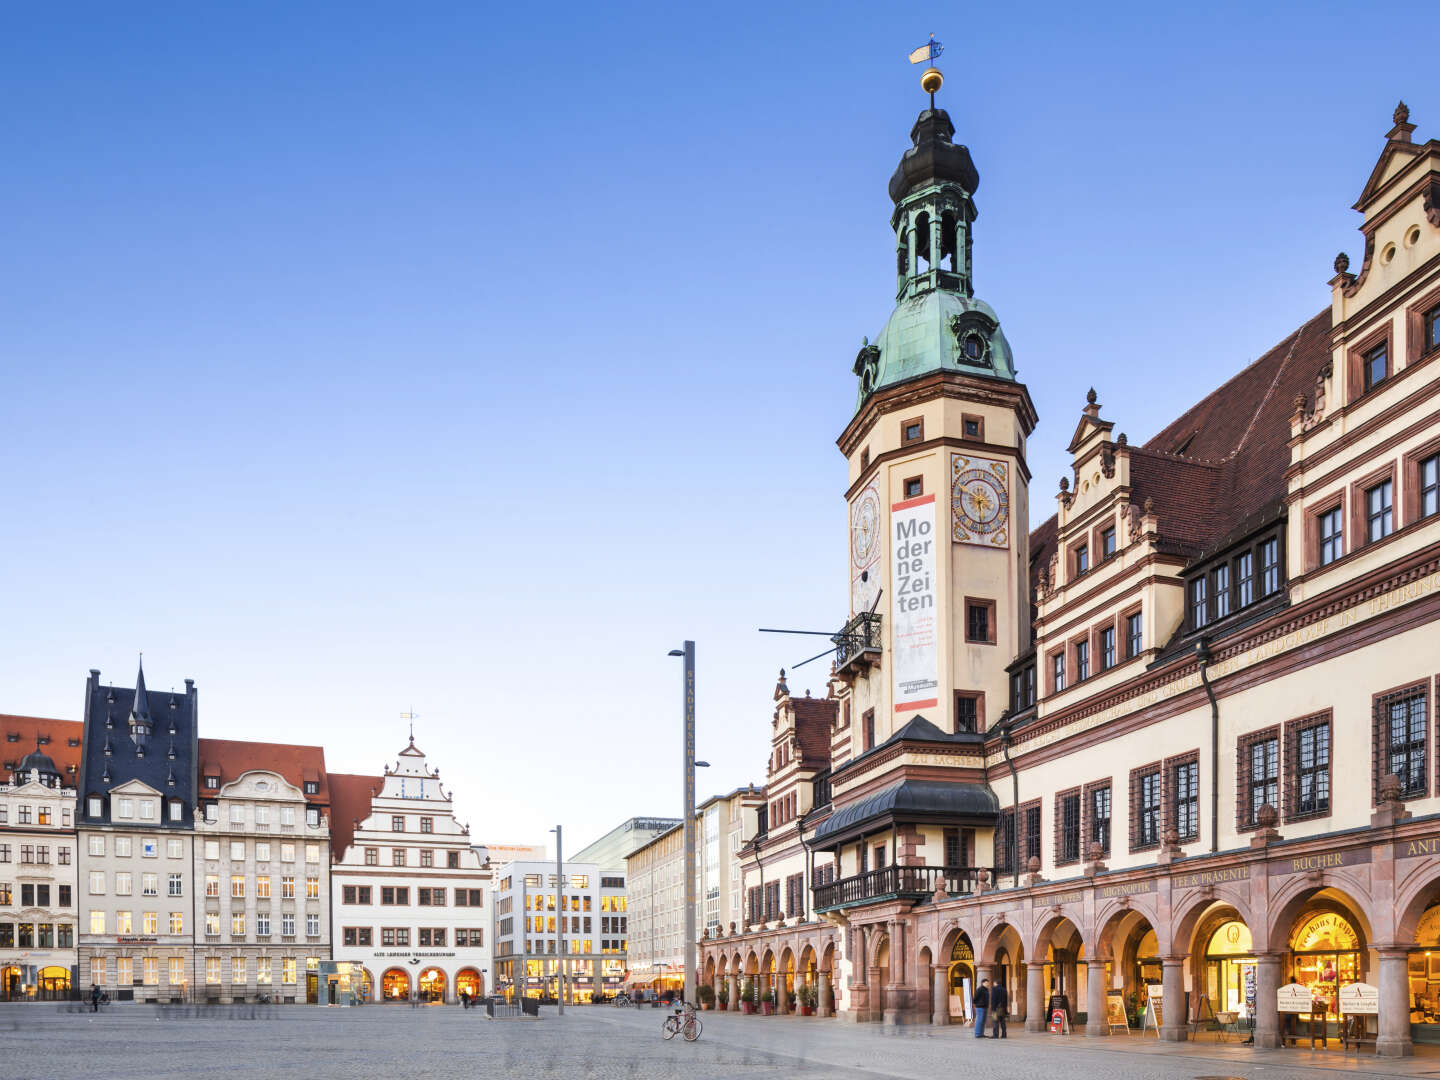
left=392, top=849, right=406, bottom=867
left=168, top=874, right=183, bottom=897
left=281, top=876, right=295, bottom=899
left=256, top=912, right=270, bottom=936
left=965, top=601, right=992, bottom=644
left=1377, top=684, right=1428, bottom=799
left=257, top=876, right=270, bottom=899
left=903, top=476, right=922, bottom=499
left=1099, top=626, right=1115, bottom=671
left=419, top=849, right=433, bottom=867
left=231, top=875, right=245, bottom=898
left=206, top=957, right=221, bottom=985
left=1057, top=790, right=1081, bottom=865
left=282, top=958, right=296, bottom=985
left=230, top=841, right=245, bottom=861
left=1074, top=640, right=1090, bottom=681
left=419, top=817, right=433, bottom=834
left=1190, top=576, right=1208, bottom=627
left=1052, top=651, right=1065, bottom=693
left=1075, top=544, right=1089, bottom=575
left=1101, top=526, right=1116, bottom=560
left=1319, top=505, right=1343, bottom=565
left=1290, top=716, right=1332, bottom=819
left=1126, top=612, right=1142, bottom=658
left=1364, top=341, right=1388, bottom=391
left=1260, top=537, right=1280, bottom=595
left=1366, top=479, right=1394, bottom=543
left=306, top=914, right=319, bottom=937
left=1422, top=454, right=1439, bottom=520
left=58, top=884, right=71, bottom=906
left=391, top=816, right=405, bottom=832
left=1238, top=732, right=1279, bottom=828
left=232, top=912, right=245, bottom=936
left=1134, top=768, right=1162, bottom=850
left=116, top=837, right=132, bottom=857
left=282, top=913, right=295, bottom=936
left=862, top=709, right=875, bottom=751
left=306, top=876, right=319, bottom=899
left=280, top=843, right=295, bottom=863
left=901, top=417, right=924, bottom=445
left=1426, top=304, right=1440, bottom=355
left=364, top=847, right=378, bottom=866
left=1172, top=759, right=1199, bottom=841
left=1088, top=784, right=1111, bottom=855
left=1023, top=803, right=1041, bottom=866
left=1213, top=564, right=1231, bottom=619
left=169, top=957, right=185, bottom=986
left=1236, top=551, right=1254, bottom=608
left=166, top=838, right=183, bottom=859
left=206, top=912, right=220, bottom=936
left=89, top=834, right=105, bottom=857
left=954, top=692, right=979, bottom=734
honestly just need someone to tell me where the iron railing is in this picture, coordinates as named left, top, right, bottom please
left=833, top=612, right=882, bottom=670
left=812, top=865, right=986, bottom=912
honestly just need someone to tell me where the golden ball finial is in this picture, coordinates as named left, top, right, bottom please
left=921, top=67, right=943, bottom=95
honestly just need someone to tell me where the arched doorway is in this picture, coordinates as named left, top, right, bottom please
left=1199, top=914, right=1256, bottom=1022
left=360, top=967, right=375, bottom=1003
left=779, top=947, right=796, bottom=1011
left=873, top=933, right=890, bottom=1017
left=381, top=967, right=410, bottom=1002
left=1034, top=914, right=1084, bottom=1022
left=456, top=968, right=483, bottom=1001
left=947, top=932, right=976, bottom=1020
left=37, top=966, right=70, bottom=1001
left=798, top=945, right=818, bottom=1015
left=1270, top=886, right=1371, bottom=1046
left=1, top=965, right=23, bottom=1001
left=1098, top=909, right=1160, bottom=1030
left=418, top=967, right=447, bottom=1003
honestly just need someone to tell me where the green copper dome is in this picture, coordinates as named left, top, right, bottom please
left=853, top=108, right=1015, bottom=411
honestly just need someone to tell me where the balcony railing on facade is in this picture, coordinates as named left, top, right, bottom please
left=832, top=612, right=882, bottom=678
left=812, top=865, right=988, bottom=913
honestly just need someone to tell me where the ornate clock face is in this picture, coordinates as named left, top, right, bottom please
left=850, top=484, right=882, bottom=613
left=951, top=455, right=1010, bottom=548
left=851, top=487, right=881, bottom=566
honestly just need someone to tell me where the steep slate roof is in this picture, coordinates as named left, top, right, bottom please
left=0, top=715, right=83, bottom=780
left=78, top=670, right=198, bottom=828
left=197, top=738, right=329, bottom=806
left=1025, top=307, right=1332, bottom=563
left=328, top=771, right=383, bottom=860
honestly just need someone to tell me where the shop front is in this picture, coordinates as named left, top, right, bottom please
left=418, top=967, right=447, bottom=1003
left=381, top=967, right=410, bottom=1002
left=456, top=967, right=484, bottom=1001
left=1202, top=918, right=1257, bottom=1024
left=947, top=934, right=974, bottom=1020
left=1408, top=903, right=1440, bottom=1041
left=1288, top=909, right=1363, bottom=1042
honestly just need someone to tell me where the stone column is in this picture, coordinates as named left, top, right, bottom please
left=906, top=222, right=919, bottom=277
left=727, top=972, right=738, bottom=1012
left=1026, top=962, right=1046, bottom=1032
left=778, top=967, right=789, bottom=1015
left=1377, top=948, right=1414, bottom=1058
left=1085, top=961, right=1108, bottom=1037
left=1254, top=954, right=1281, bottom=1049
left=819, top=970, right=833, bottom=1017
left=932, top=965, right=949, bottom=1025
left=1160, top=957, right=1187, bottom=1042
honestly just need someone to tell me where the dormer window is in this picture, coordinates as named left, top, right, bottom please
left=960, top=331, right=987, bottom=364
left=1363, top=342, right=1388, bottom=392
left=303, top=781, right=318, bottom=795
left=204, top=775, right=219, bottom=789
left=1190, top=577, right=1209, bottom=628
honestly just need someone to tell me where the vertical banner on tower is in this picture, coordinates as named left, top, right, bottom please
left=891, top=493, right=938, bottom=713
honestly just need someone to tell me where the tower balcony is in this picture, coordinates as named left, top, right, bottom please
left=833, top=612, right=882, bottom=681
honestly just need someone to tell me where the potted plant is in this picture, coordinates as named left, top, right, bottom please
left=741, top=978, right=756, bottom=1015
left=698, top=983, right=715, bottom=1010
left=797, top=982, right=817, bottom=1016
left=786, top=990, right=797, bottom=1013
left=761, top=987, right=777, bottom=1016
left=717, top=983, right=729, bottom=1010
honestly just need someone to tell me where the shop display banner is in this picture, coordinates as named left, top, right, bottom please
left=891, top=493, right=938, bottom=713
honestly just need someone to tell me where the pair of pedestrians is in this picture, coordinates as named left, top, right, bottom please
left=971, top=978, right=1009, bottom=1039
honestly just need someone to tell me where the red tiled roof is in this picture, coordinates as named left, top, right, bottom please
left=328, top=772, right=383, bottom=861
left=196, top=737, right=329, bottom=807
left=0, top=715, right=83, bottom=780
left=1026, top=308, right=1332, bottom=564
left=791, top=696, right=837, bottom=766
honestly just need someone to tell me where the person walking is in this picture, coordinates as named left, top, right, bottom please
left=89, top=984, right=102, bottom=1013
left=989, top=977, right=1009, bottom=1039
left=973, top=978, right=990, bottom=1038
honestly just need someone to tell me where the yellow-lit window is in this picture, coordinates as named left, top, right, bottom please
left=144, top=957, right=158, bottom=985
left=142, top=911, right=158, bottom=934
left=256, top=876, right=270, bottom=899
left=257, top=957, right=272, bottom=984
left=231, top=876, right=245, bottom=898
left=206, top=957, right=221, bottom=984
left=231, top=956, right=246, bottom=983
left=89, top=910, right=106, bottom=934
left=232, top=913, right=246, bottom=936
left=306, top=876, right=319, bottom=899
left=170, top=912, right=184, bottom=934
left=282, top=957, right=297, bottom=984
left=116, top=911, right=133, bottom=934
left=117, top=957, right=132, bottom=985
left=168, top=957, right=184, bottom=985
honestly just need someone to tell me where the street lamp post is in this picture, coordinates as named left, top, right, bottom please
left=551, top=825, right=565, bottom=1015
left=668, top=642, right=709, bottom=1006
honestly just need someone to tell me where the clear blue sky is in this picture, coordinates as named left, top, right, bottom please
left=1, top=3, right=1430, bottom=853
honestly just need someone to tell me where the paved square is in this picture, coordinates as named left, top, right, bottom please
left=2, top=1003, right=1426, bottom=1079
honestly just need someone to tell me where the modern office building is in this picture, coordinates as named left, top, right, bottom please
left=193, top=738, right=331, bottom=1002
left=76, top=663, right=199, bottom=1002
left=328, top=733, right=492, bottom=1004
left=0, top=716, right=82, bottom=1000
left=701, top=94, right=1440, bottom=1059
left=491, top=859, right=626, bottom=1003
left=571, top=817, right=680, bottom=872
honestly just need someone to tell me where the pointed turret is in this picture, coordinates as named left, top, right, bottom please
left=132, top=657, right=151, bottom=725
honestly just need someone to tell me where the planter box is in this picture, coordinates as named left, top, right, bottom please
left=799, top=1006, right=814, bottom=1016
left=761, top=1002, right=775, bottom=1015
left=741, top=1002, right=755, bottom=1014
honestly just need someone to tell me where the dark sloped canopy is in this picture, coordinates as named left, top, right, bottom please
left=811, top=778, right=998, bottom=849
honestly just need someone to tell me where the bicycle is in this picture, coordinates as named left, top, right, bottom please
left=661, top=1000, right=701, bottom=1042
left=612, top=992, right=632, bottom=1008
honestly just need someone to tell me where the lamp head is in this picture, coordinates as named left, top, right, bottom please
left=695, top=761, right=711, bottom=768
left=668, top=649, right=684, bottom=657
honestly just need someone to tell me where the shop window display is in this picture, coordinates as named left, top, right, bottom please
left=1289, top=911, right=1361, bottom=1037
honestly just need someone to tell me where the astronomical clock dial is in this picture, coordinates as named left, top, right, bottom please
left=951, top=454, right=1010, bottom=548
left=850, top=483, right=882, bottom=614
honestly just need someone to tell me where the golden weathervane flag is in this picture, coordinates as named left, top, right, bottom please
left=908, top=36, right=943, bottom=65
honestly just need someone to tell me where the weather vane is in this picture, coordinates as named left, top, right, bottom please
left=400, top=707, right=420, bottom=740
left=908, top=33, right=944, bottom=108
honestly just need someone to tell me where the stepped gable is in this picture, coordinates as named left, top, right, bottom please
left=328, top=771, right=382, bottom=860
left=1025, top=307, right=1333, bottom=564
left=0, top=715, right=83, bottom=779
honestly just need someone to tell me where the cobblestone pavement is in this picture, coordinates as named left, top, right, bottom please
left=4, top=1003, right=1431, bottom=1079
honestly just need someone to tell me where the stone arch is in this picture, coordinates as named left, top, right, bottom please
left=703, top=954, right=716, bottom=984
left=1029, top=909, right=1086, bottom=961
left=977, top=916, right=1018, bottom=964
left=779, top=946, right=797, bottom=1010
left=1170, top=887, right=1259, bottom=956
left=744, top=949, right=759, bottom=975
left=1393, top=862, right=1440, bottom=946
left=1267, top=878, right=1375, bottom=958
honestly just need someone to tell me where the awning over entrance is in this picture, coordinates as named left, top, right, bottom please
left=811, top=778, right=998, bottom=849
